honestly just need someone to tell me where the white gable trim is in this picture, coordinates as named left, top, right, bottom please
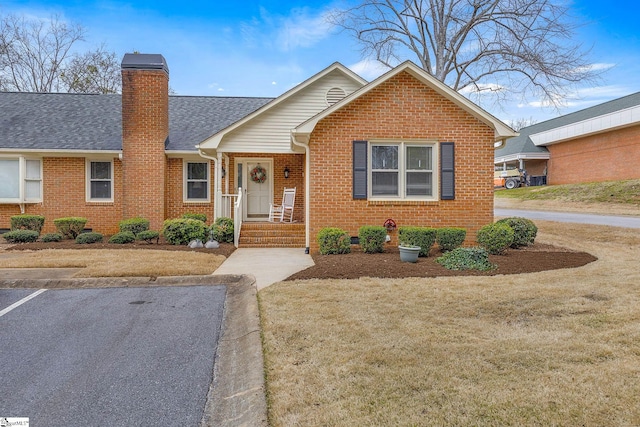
left=292, top=61, right=517, bottom=145
left=197, top=63, right=367, bottom=151
left=530, top=104, right=640, bottom=146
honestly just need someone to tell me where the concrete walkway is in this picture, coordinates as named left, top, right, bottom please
left=212, top=248, right=315, bottom=290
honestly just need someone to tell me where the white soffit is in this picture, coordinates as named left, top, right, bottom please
left=530, top=104, right=640, bottom=146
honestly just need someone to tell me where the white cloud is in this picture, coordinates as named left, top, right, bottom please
left=348, top=59, right=390, bottom=81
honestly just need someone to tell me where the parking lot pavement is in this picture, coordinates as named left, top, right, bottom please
left=1, top=284, right=226, bottom=426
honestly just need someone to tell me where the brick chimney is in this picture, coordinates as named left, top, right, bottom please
left=121, top=53, right=169, bottom=231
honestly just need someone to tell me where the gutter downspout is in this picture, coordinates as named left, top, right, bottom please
left=291, top=132, right=310, bottom=254
left=198, top=148, right=220, bottom=220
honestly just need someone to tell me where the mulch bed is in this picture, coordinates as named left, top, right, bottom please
left=286, top=243, right=598, bottom=281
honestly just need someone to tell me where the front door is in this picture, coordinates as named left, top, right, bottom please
left=237, top=159, right=273, bottom=221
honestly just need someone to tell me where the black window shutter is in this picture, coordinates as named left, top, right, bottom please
left=353, top=140, right=367, bottom=199
left=440, top=142, right=455, bottom=200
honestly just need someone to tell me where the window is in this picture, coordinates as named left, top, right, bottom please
left=86, top=160, right=113, bottom=201
left=369, top=142, right=435, bottom=199
left=184, top=161, right=209, bottom=202
left=0, top=157, right=42, bottom=203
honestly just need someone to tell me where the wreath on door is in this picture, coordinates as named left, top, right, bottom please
left=250, top=164, right=267, bottom=183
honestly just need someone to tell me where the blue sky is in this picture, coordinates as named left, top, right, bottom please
left=3, top=0, right=640, bottom=124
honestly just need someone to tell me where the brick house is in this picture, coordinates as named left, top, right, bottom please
left=0, top=53, right=516, bottom=252
left=495, top=92, right=640, bottom=185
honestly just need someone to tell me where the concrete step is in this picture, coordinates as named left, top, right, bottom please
left=239, top=222, right=305, bottom=248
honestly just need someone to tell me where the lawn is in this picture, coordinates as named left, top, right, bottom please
left=259, top=221, right=640, bottom=426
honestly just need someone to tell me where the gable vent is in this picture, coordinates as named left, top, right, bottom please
left=326, top=87, right=347, bottom=106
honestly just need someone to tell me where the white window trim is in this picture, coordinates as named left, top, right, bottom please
left=0, top=156, right=43, bottom=205
left=86, top=159, right=114, bottom=202
left=183, top=159, right=211, bottom=203
left=368, top=140, right=439, bottom=201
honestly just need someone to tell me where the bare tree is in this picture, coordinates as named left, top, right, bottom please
left=329, top=0, right=600, bottom=106
left=508, top=117, right=537, bottom=131
left=61, top=45, right=121, bottom=94
left=0, top=13, right=85, bottom=92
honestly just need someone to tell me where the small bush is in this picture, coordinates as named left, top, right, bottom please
left=41, top=232, right=63, bottom=243
left=137, top=230, right=160, bottom=244
left=163, top=218, right=208, bottom=245
left=2, top=229, right=39, bottom=243
left=436, top=227, right=466, bottom=251
left=436, top=247, right=495, bottom=271
left=477, top=223, right=514, bottom=255
left=398, top=226, right=437, bottom=257
left=210, top=217, right=234, bottom=243
left=108, top=231, right=136, bottom=244
left=182, top=213, right=207, bottom=223
left=317, top=227, right=351, bottom=255
left=10, top=214, right=45, bottom=234
left=119, top=217, right=150, bottom=236
left=496, top=217, right=538, bottom=248
left=76, top=232, right=103, bottom=244
left=53, top=217, right=88, bottom=239
left=358, top=226, right=386, bottom=254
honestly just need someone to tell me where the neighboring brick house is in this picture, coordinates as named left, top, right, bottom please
left=496, top=92, right=640, bottom=185
left=1, top=53, right=516, bottom=252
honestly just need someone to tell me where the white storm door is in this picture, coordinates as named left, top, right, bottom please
left=241, top=159, right=273, bottom=221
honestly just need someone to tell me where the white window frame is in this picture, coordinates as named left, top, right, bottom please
left=183, top=160, right=210, bottom=203
left=0, top=156, right=43, bottom=204
left=368, top=140, right=438, bottom=201
left=86, top=159, right=114, bottom=202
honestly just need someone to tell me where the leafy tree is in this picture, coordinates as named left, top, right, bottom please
left=329, top=0, right=600, bottom=106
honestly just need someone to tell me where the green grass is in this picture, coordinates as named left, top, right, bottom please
left=495, top=179, right=640, bottom=205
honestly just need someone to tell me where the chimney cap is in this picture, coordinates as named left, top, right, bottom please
left=121, top=53, right=169, bottom=75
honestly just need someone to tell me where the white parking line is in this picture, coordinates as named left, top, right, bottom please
left=0, top=289, right=47, bottom=318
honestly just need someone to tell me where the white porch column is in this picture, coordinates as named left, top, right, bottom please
left=215, top=151, right=223, bottom=220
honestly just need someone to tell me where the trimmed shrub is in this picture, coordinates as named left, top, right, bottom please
left=477, top=223, right=514, bottom=255
left=53, top=217, right=88, bottom=239
left=137, top=230, right=160, bottom=244
left=119, top=217, right=150, bottom=236
left=163, top=218, right=208, bottom=245
left=436, top=227, right=466, bottom=251
left=41, top=232, right=63, bottom=243
left=496, top=217, right=538, bottom=248
left=76, top=232, right=103, bottom=244
left=10, top=214, right=45, bottom=234
left=182, top=213, right=207, bottom=223
left=210, top=217, right=234, bottom=243
left=108, top=231, right=136, bottom=244
left=436, top=247, right=495, bottom=271
left=398, top=226, right=437, bottom=257
left=2, top=229, right=39, bottom=243
left=317, top=227, right=351, bottom=255
left=358, top=225, right=386, bottom=254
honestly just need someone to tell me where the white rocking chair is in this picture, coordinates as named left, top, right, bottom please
left=269, top=187, right=296, bottom=222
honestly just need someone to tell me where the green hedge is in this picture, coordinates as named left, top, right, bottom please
left=10, top=214, right=45, bottom=234
left=317, top=227, right=351, bottom=255
left=76, top=232, right=103, bottom=244
left=210, top=217, right=234, bottom=243
left=137, top=230, right=160, bottom=244
left=477, top=223, right=514, bottom=255
left=41, top=232, right=63, bottom=243
left=358, top=225, right=386, bottom=254
left=108, top=231, right=136, bottom=244
left=398, top=226, right=437, bottom=257
left=162, top=218, right=208, bottom=245
left=496, top=217, right=537, bottom=248
left=436, top=227, right=466, bottom=251
left=436, top=247, right=495, bottom=271
left=53, top=217, right=88, bottom=239
left=119, top=217, right=150, bottom=236
left=182, top=213, right=207, bottom=223
left=2, top=229, right=39, bottom=243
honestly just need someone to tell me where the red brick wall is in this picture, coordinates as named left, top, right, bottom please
left=0, top=157, right=123, bottom=234
left=121, top=67, right=168, bottom=231
left=308, top=71, right=496, bottom=252
left=547, top=125, right=640, bottom=185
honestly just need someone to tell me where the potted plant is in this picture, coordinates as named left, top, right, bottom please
left=398, top=243, right=421, bottom=263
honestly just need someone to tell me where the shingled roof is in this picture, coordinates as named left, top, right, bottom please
left=0, top=92, right=273, bottom=152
